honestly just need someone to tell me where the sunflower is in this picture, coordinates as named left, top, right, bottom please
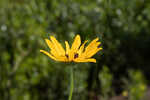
left=40, top=34, right=102, bottom=63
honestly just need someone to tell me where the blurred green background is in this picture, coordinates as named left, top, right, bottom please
left=0, top=0, right=150, bottom=100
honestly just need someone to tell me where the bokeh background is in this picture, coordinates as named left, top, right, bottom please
left=0, top=0, right=150, bottom=100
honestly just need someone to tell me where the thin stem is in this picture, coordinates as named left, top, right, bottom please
left=68, top=67, right=74, bottom=100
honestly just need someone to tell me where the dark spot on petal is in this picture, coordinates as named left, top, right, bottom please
left=65, top=54, right=69, bottom=58
left=74, top=53, right=78, bottom=59
left=97, top=44, right=101, bottom=48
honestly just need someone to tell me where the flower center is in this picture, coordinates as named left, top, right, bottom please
left=65, top=54, right=69, bottom=58
left=74, top=53, right=78, bottom=59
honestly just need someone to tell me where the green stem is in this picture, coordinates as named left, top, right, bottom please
left=68, top=67, right=74, bottom=100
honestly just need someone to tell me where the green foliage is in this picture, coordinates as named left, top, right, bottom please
left=124, top=70, right=147, bottom=100
left=99, top=65, right=113, bottom=100
left=0, top=0, right=150, bottom=100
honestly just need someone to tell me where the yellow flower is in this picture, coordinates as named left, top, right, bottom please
left=40, top=35, right=102, bottom=63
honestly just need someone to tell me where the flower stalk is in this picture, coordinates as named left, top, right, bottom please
left=68, top=67, right=74, bottom=100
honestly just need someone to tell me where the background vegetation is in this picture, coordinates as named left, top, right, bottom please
left=0, top=0, right=150, bottom=100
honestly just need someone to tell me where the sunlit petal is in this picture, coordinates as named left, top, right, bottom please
left=83, top=47, right=102, bottom=58
left=56, top=56, right=68, bottom=62
left=71, top=35, right=81, bottom=52
left=50, top=50, right=60, bottom=58
left=45, top=39, right=55, bottom=50
left=78, top=40, right=88, bottom=56
left=40, top=50, right=57, bottom=61
left=50, top=36, right=65, bottom=56
left=83, top=41, right=101, bottom=56
left=74, top=58, right=96, bottom=63
left=84, top=38, right=99, bottom=53
left=44, top=39, right=59, bottom=57
left=68, top=35, right=81, bottom=61
left=65, top=41, right=70, bottom=55
left=65, top=41, right=72, bottom=61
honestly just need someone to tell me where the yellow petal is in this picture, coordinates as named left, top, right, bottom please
left=83, top=47, right=102, bottom=58
left=68, top=35, right=81, bottom=61
left=84, top=38, right=99, bottom=53
left=40, top=50, right=57, bottom=61
left=50, top=50, right=59, bottom=58
left=78, top=40, right=88, bottom=56
left=71, top=35, right=81, bottom=51
left=65, top=41, right=72, bottom=61
left=74, top=58, right=96, bottom=63
left=56, top=56, right=68, bottom=62
left=50, top=36, right=65, bottom=56
left=69, top=50, right=74, bottom=62
left=45, top=39, right=55, bottom=50
left=45, top=39, right=59, bottom=56
left=84, top=41, right=101, bottom=55
left=40, top=50, right=68, bottom=62
left=86, top=42, right=101, bottom=52
left=82, top=41, right=101, bottom=58
left=65, top=41, right=70, bottom=54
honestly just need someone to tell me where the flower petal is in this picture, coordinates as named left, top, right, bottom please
left=74, top=58, right=96, bottom=63
left=84, top=38, right=99, bottom=53
left=77, top=40, right=88, bottom=56
left=85, top=42, right=101, bottom=52
left=69, top=35, right=81, bottom=61
left=65, top=41, right=72, bottom=61
left=71, top=35, right=81, bottom=51
left=56, top=56, right=68, bottom=62
left=40, top=50, right=57, bottom=61
left=45, top=39, right=55, bottom=50
left=65, top=41, right=70, bottom=54
left=83, top=47, right=102, bottom=58
left=45, top=39, right=59, bottom=57
left=40, top=50, right=68, bottom=62
left=83, top=41, right=101, bottom=56
left=50, top=36, right=65, bottom=56
left=50, top=50, right=60, bottom=58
